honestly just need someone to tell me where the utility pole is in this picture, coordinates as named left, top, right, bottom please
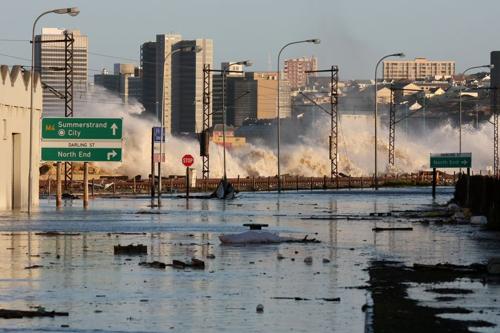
left=64, top=31, right=74, bottom=193
left=201, top=64, right=211, bottom=181
left=305, top=66, right=339, bottom=184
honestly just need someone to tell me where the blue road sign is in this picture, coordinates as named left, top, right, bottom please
left=153, top=127, right=166, bottom=143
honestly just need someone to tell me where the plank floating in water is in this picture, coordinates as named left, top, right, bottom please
left=372, top=227, right=413, bottom=232
left=0, top=309, right=68, bottom=319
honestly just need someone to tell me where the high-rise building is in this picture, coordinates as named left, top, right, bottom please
left=156, top=34, right=182, bottom=132
left=151, top=35, right=213, bottom=134
left=94, top=64, right=142, bottom=104
left=218, top=71, right=287, bottom=127
left=212, top=62, right=246, bottom=126
left=284, top=56, right=317, bottom=90
left=171, top=38, right=213, bottom=134
left=34, top=28, right=88, bottom=116
left=383, top=57, right=455, bottom=80
left=140, top=41, right=157, bottom=118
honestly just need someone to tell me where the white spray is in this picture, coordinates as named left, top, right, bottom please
left=78, top=88, right=495, bottom=178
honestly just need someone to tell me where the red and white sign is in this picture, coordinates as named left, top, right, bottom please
left=182, top=154, right=194, bottom=167
left=153, top=153, right=166, bottom=163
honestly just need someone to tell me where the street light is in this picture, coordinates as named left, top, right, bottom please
left=276, top=39, right=320, bottom=193
left=374, top=52, right=404, bottom=190
left=158, top=45, right=202, bottom=206
left=29, top=7, right=80, bottom=214
left=459, top=64, right=493, bottom=154
left=222, top=60, right=252, bottom=181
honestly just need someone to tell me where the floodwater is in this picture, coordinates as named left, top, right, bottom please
left=0, top=187, right=499, bottom=332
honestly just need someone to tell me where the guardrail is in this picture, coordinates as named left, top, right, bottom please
left=39, top=172, right=458, bottom=196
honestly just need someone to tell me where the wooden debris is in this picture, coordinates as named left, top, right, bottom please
left=372, top=227, right=413, bottom=232
left=191, top=258, right=205, bottom=269
left=113, top=244, right=147, bottom=255
left=24, top=265, right=43, bottom=270
left=35, top=232, right=80, bottom=237
left=284, top=235, right=321, bottom=243
left=0, top=308, right=68, bottom=319
left=138, top=261, right=166, bottom=269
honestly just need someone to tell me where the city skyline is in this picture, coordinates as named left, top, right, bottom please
left=0, top=0, right=498, bottom=80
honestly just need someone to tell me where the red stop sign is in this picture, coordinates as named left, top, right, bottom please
left=182, top=154, right=194, bottom=167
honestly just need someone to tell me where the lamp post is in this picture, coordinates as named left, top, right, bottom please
left=29, top=7, right=79, bottom=214
left=374, top=52, right=404, bottom=190
left=277, top=39, right=320, bottom=193
left=459, top=64, right=493, bottom=154
left=221, top=60, right=251, bottom=181
left=158, top=45, right=202, bottom=206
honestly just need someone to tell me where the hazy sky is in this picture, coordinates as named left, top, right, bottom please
left=0, top=0, right=498, bottom=79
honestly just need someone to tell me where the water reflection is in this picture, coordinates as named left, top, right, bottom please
left=0, top=188, right=497, bottom=332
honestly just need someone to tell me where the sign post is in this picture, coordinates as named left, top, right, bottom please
left=182, top=154, right=194, bottom=199
left=151, top=127, right=165, bottom=206
left=41, top=117, right=123, bottom=208
left=430, top=153, right=472, bottom=201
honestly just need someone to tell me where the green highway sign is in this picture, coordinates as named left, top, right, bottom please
left=42, top=118, right=122, bottom=140
left=41, top=148, right=122, bottom=162
left=430, top=153, right=471, bottom=168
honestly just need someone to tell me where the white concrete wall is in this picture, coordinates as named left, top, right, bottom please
left=0, top=65, right=42, bottom=210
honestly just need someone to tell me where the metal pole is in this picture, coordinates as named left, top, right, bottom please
left=374, top=53, right=404, bottom=189
left=276, top=40, right=320, bottom=193
left=432, top=168, right=436, bottom=198
left=459, top=82, right=462, bottom=154
left=277, top=51, right=282, bottom=193
left=150, top=128, right=155, bottom=203
left=222, top=69, right=227, bottom=181
left=186, top=167, right=190, bottom=199
left=374, top=62, right=380, bottom=190
left=157, top=160, right=161, bottom=206
left=56, top=162, right=62, bottom=208
left=83, top=162, right=88, bottom=208
left=29, top=11, right=51, bottom=214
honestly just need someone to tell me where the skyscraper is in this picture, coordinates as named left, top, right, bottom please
left=156, top=34, right=182, bottom=132
left=140, top=41, right=157, bottom=118
left=34, top=28, right=88, bottom=116
left=142, top=35, right=213, bottom=134
left=171, top=38, right=213, bottom=134
left=284, top=56, right=317, bottom=90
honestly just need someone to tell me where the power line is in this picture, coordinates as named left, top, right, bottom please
left=89, top=51, right=138, bottom=62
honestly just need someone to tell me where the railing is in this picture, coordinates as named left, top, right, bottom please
left=39, top=172, right=458, bottom=197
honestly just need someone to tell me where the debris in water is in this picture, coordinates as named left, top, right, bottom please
left=114, top=244, right=147, bottom=255
left=271, top=297, right=311, bottom=301
left=24, top=265, right=43, bottom=269
left=317, top=297, right=340, bottom=302
left=139, top=261, right=167, bottom=269
left=372, top=227, right=413, bottom=232
left=425, top=288, right=474, bottom=295
left=488, top=257, right=500, bottom=274
left=0, top=308, right=69, bottom=319
left=35, top=232, right=80, bottom=237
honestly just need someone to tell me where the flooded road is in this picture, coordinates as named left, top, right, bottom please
left=0, top=187, right=498, bottom=332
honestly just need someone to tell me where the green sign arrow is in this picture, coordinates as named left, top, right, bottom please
left=430, top=154, right=471, bottom=168
left=41, top=148, right=122, bottom=162
left=42, top=118, right=122, bottom=140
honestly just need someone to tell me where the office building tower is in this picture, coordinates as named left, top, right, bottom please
left=34, top=28, right=88, bottom=116
left=171, top=38, right=213, bottom=134
left=141, top=41, right=157, bottom=117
